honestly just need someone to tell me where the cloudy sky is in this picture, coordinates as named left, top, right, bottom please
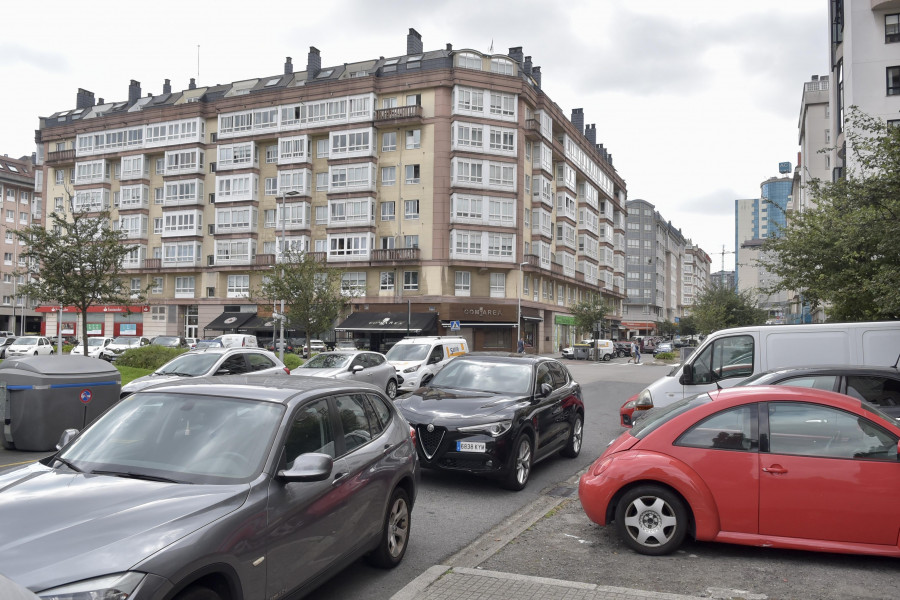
left=1, top=0, right=828, bottom=270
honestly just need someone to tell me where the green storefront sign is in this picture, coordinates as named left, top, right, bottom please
left=554, top=315, right=575, bottom=325
left=86, top=323, right=102, bottom=334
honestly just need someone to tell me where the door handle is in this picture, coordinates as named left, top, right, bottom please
left=762, top=464, right=788, bottom=474
left=332, top=471, right=349, bottom=485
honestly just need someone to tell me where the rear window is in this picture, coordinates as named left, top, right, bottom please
left=631, top=393, right=712, bottom=439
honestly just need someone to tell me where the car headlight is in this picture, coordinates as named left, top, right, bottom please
left=458, top=420, right=512, bottom=437
left=38, top=572, right=145, bottom=600
left=403, top=365, right=420, bottom=374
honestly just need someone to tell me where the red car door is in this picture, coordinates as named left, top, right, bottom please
left=759, top=401, right=900, bottom=545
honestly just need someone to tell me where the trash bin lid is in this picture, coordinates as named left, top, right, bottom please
left=0, top=355, right=120, bottom=377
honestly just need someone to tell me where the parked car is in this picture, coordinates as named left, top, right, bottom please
left=385, top=336, right=469, bottom=393
left=613, top=341, right=632, bottom=358
left=653, top=342, right=674, bottom=355
left=394, top=353, right=584, bottom=490
left=0, top=375, right=419, bottom=599
left=99, top=336, right=151, bottom=361
left=213, top=333, right=258, bottom=348
left=335, top=340, right=358, bottom=351
left=121, top=347, right=290, bottom=397
left=150, top=336, right=188, bottom=349
left=0, top=336, right=17, bottom=359
left=266, top=339, right=295, bottom=353
left=581, top=385, right=900, bottom=557
left=185, top=337, right=198, bottom=349
left=70, top=336, right=115, bottom=359
left=6, top=336, right=55, bottom=357
left=194, top=338, right=224, bottom=349
left=300, top=339, right=327, bottom=357
left=293, top=350, right=401, bottom=399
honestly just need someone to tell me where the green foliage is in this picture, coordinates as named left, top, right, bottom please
left=678, top=316, right=698, bottom=337
left=116, top=365, right=155, bottom=386
left=654, top=352, right=678, bottom=361
left=283, top=354, right=303, bottom=370
left=569, top=295, right=609, bottom=338
left=115, top=346, right=188, bottom=370
left=657, top=321, right=678, bottom=337
left=759, top=109, right=900, bottom=321
left=691, top=281, right=767, bottom=334
left=15, top=202, right=147, bottom=353
left=255, top=248, right=349, bottom=341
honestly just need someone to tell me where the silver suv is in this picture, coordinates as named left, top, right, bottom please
left=121, top=347, right=290, bottom=397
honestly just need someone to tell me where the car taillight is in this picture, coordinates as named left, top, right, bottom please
left=409, top=425, right=416, bottom=446
left=283, top=367, right=291, bottom=374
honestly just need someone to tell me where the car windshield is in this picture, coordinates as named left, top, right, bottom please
left=58, top=392, right=284, bottom=483
left=302, top=353, right=352, bottom=369
left=385, top=343, right=430, bottom=362
left=113, top=337, right=142, bottom=347
left=154, top=337, right=180, bottom=346
left=631, top=393, right=713, bottom=439
left=431, top=358, right=532, bottom=394
left=15, top=337, right=38, bottom=345
left=156, top=352, right=223, bottom=376
left=87, top=338, right=107, bottom=347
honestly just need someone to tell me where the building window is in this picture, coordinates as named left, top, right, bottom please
left=455, top=271, right=471, bottom=296
left=405, top=164, right=420, bottom=184
left=381, top=201, right=395, bottom=221
left=405, top=129, right=421, bottom=149
left=55, top=169, right=64, bottom=184
left=315, top=206, right=328, bottom=224
left=315, top=172, right=328, bottom=191
left=404, top=199, right=419, bottom=220
left=490, top=273, right=505, bottom=298
left=403, top=271, right=419, bottom=291
left=457, top=52, right=482, bottom=70
left=490, top=58, right=514, bottom=75
left=886, top=13, right=899, bottom=43
left=175, top=276, right=195, bottom=297
left=887, top=66, right=900, bottom=96
left=382, top=132, right=397, bottom=152
left=227, top=274, right=250, bottom=298
left=266, top=145, right=278, bottom=163
left=382, top=97, right=397, bottom=109
left=380, top=271, right=395, bottom=291
left=381, top=166, right=396, bottom=186
left=151, top=277, right=163, bottom=294
left=404, top=235, right=419, bottom=248
left=341, top=271, right=366, bottom=295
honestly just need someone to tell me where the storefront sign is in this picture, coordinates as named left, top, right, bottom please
left=86, top=323, right=103, bottom=335
left=554, top=315, right=576, bottom=325
left=447, top=304, right=508, bottom=322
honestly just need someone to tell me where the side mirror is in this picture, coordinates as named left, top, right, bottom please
left=679, top=363, right=694, bottom=385
left=215, top=368, right=232, bottom=376
left=277, top=452, right=334, bottom=482
left=540, top=383, right=553, bottom=397
left=56, top=428, right=79, bottom=450
left=352, top=365, right=364, bottom=373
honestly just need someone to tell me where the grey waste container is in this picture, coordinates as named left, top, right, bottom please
left=0, top=355, right=121, bottom=451
left=573, top=344, right=591, bottom=360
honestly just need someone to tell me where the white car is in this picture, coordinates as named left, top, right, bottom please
left=70, top=337, right=114, bottom=359
left=292, top=350, right=400, bottom=399
left=99, top=336, right=152, bottom=361
left=301, top=339, right=327, bottom=357
left=6, top=336, right=55, bottom=357
left=120, top=347, right=290, bottom=397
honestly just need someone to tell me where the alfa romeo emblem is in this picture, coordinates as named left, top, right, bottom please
left=426, top=424, right=434, bottom=433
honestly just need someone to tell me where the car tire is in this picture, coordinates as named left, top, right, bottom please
left=614, top=485, right=688, bottom=556
left=386, top=378, right=398, bottom=400
left=32, top=351, right=38, bottom=356
left=366, top=487, right=411, bottom=568
left=560, top=413, right=583, bottom=458
left=602, top=353, right=612, bottom=361
left=420, top=374, right=433, bottom=387
left=174, top=586, right=222, bottom=600
left=501, top=432, right=533, bottom=491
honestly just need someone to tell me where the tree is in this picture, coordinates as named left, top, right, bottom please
left=255, top=247, right=349, bottom=344
left=657, top=320, right=678, bottom=338
left=759, top=109, right=900, bottom=321
left=15, top=204, right=143, bottom=355
left=690, top=281, right=767, bottom=334
left=678, top=315, right=698, bottom=337
left=569, top=295, right=608, bottom=338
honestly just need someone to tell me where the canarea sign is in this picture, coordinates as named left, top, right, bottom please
left=36, top=305, right=150, bottom=313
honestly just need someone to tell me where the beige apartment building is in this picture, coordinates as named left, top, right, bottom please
left=34, top=29, right=627, bottom=353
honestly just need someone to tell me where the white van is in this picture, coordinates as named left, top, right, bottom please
left=213, top=334, right=258, bottom=348
left=627, top=321, right=900, bottom=414
left=385, top=336, right=469, bottom=392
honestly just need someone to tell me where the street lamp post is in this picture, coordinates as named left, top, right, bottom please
left=278, top=191, right=300, bottom=362
left=57, top=305, right=64, bottom=354
left=517, top=260, right=528, bottom=349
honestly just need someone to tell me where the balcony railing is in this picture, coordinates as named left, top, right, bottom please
left=46, top=149, right=76, bottom=165
left=523, top=119, right=542, bottom=141
left=374, top=105, right=423, bottom=127
left=371, top=248, right=420, bottom=262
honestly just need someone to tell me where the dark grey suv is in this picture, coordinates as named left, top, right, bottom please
left=0, top=375, right=419, bottom=599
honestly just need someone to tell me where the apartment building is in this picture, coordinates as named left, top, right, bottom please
left=796, top=75, right=831, bottom=212
left=34, top=29, right=628, bottom=354
left=682, top=244, right=711, bottom=316
left=829, top=0, right=900, bottom=180
left=0, top=154, right=40, bottom=334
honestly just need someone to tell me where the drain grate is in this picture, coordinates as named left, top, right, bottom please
left=546, top=485, right=577, bottom=498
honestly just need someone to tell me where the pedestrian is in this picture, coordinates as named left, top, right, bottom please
left=517, top=337, right=525, bottom=353
left=633, top=341, right=641, bottom=364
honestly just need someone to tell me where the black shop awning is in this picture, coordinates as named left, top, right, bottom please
left=205, top=312, right=255, bottom=331
left=335, top=312, right=437, bottom=333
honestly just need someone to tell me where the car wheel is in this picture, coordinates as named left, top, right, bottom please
left=560, top=413, right=583, bottom=458
left=421, top=374, right=433, bottom=387
left=602, top=353, right=612, bottom=361
left=366, top=487, right=411, bottom=568
left=385, top=378, right=398, bottom=400
left=174, top=586, right=222, bottom=600
left=614, top=485, right=688, bottom=556
left=33, top=351, right=38, bottom=356
left=501, top=433, right=533, bottom=491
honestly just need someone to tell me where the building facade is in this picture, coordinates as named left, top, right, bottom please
left=34, top=30, right=628, bottom=353
left=0, top=154, right=41, bottom=334
left=797, top=75, right=831, bottom=212
left=682, top=244, right=711, bottom=316
left=829, top=0, right=900, bottom=180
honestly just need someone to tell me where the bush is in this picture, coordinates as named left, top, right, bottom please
left=654, top=351, right=678, bottom=361
left=283, top=354, right=303, bottom=370
left=115, top=346, right=188, bottom=370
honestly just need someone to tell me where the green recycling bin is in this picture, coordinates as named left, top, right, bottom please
left=0, top=355, right=121, bottom=451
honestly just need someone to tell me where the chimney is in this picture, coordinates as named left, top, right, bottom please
left=585, top=124, right=596, bottom=145
left=75, top=88, right=95, bottom=110
left=284, top=56, right=293, bottom=75
left=128, top=79, right=141, bottom=105
left=532, top=66, right=541, bottom=87
left=571, top=109, right=585, bottom=135
left=307, top=46, right=321, bottom=79
left=407, top=28, right=423, bottom=55
left=523, top=56, right=532, bottom=75
left=508, top=47, right=524, bottom=67
left=811, top=74, right=819, bottom=81
left=607, top=153, right=613, bottom=166
left=98, top=98, right=104, bottom=105
left=446, top=43, right=452, bottom=51
left=163, top=79, right=171, bottom=94
left=189, top=78, right=197, bottom=90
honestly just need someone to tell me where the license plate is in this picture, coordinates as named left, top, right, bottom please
left=456, top=441, right=486, bottom=452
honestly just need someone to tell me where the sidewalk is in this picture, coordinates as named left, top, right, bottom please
left=392, top=566, right=706, bottom=600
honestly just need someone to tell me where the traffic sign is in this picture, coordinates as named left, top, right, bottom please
left=79, top=389, right=92, bottom=404
left=450, top=320, right=460, bottom=331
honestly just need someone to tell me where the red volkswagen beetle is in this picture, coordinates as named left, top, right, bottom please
left=580, top=386, right=900, bottom=557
